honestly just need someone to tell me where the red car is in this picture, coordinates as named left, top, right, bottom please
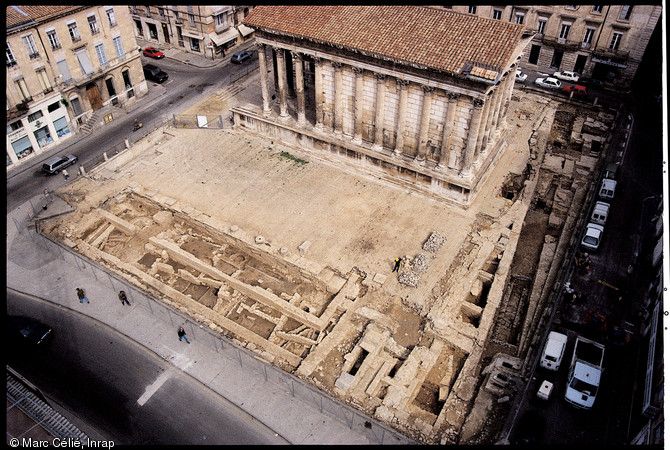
left=561, top=84, right=588, bottom=97
left=142, top=47, right=165, bottom=59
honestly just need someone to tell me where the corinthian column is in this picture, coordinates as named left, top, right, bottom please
left=394, top=79, right=410, bottom=156
left=438, top=92, right=458, bottom=168
left=275, top=48, right=289, bottom=118
left=257, top=43, right=271, bottom=115
left=461, top=98, right=485, bottom=174
left=314, top=57, right=324, bottom=130
left=372, top=73, right=386, bottom=150
left=415, top=85, right=434, bottom=164
left=292, top=51, right=306, bottom=126
left=333, top=62, right=343, bottom=134
left=353, top=67, right=364, bottom=143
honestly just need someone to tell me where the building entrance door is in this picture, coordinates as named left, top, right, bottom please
left=86, top=82, right=103, bottom=110
left=162, top=23, right=170, bottom=44
left=574, top=54, right=588, bottom=74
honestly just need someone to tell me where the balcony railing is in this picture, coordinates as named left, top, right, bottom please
left=71, top=35, right=82, bottom=43
left=28, top=52, right=40, bottom=60
left=51, top=43, right=62, bottom=50
left=541, top=35, right=580, bottom=50
left=7, top=60, right=18, bottom=67
left=581, top=42, right=592, bottom=49
left=593, top=47, right=630, bottom=58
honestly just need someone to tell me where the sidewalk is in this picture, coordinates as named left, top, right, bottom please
left=6, top=196, right=411, bottom=445
left=136, top=37, right=257, bottom=69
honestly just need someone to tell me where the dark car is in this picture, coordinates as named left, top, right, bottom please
left=42, top=154, right=78, bottom=175
left=142, top=47, right=165, bottom=59
left=143, top=64, right=168, bottom=83
left=8, top=316, right=53, bottom=346
left=231, top=50, right=253, bottom=64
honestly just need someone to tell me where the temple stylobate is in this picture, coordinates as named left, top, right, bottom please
left=232, top=6, right=534, bottom=205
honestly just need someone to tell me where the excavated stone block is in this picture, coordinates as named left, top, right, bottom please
left=152, top=210, right=173, bottom=226
left=298, top=240, right=311, bottom=255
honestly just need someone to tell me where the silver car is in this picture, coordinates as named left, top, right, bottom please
left=534, top=77, right=562, bottom=89
left=42, top=154, right=78, bottom=175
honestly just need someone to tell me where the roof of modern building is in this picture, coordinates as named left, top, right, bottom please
left=6, top=5, right=83, bottom=30
left=244, top=6, right=527, bottom=75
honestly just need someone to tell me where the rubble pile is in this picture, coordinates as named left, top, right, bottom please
left=411, top=253, right=429, bottom=273
left=422, top=232, right=446, bottom=253
left=398, top=270, right=419, bottom=287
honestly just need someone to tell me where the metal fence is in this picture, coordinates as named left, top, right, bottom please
left=9, top=208, right=411, bottom=444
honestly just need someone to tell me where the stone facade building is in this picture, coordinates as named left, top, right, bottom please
left=129, top=6, right=254, bottom=60
left=6, top=5, right=147, bottom=170
left=448, top=5, right=662, bottom=89
left=233, top=6, right=533, bottom=205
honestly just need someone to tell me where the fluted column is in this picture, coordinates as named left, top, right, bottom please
left=438, top=92, right=458, bottom=168
left=353, top=67, right=364, bottom=143
left=314, top=57, right=324, bottom=130
left=257, top=43, right=271, bottom=115
left=291, top=51, right=306, bottom=126
left=461, top=98, right=485, bottom=173
left=501, top=68, right=515, bottom=123
left=415, top=85, right=434, bottom=164
left=394, top=79, right=410, bottom=156
left=333, top=62, right=343, bottom=134
left=372, top=73, right=386, bottom=150
left=275, top=48, right=289, bottom=118
left=482, top=91, right=496, bottom=151
left=497, top=71, right=513, bottom=128
left=475, top=97, right=490, bottom=155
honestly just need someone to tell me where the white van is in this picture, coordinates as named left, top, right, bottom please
left=581, top=223, right=604, bottom=251
left=599, top=179, right=616, bottom=201
left=590, top=201, right=610, bottom=226
left=540, top=331, right=568, bottom=371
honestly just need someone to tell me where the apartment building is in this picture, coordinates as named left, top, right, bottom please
left=129, top=6, right=254, bottom=59
left=449, top=5, right=662, bottom=89
left=6, top=5, right=147, bottom=170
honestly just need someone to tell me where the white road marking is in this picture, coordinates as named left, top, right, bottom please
left=137, top=371, right=171, bottom=406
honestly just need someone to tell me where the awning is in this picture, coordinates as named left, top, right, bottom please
left=181, top=30, right=204, bottom=40
left=208, top=28, right=239, bottom=47
left=237, top=24, right=254, bottom=37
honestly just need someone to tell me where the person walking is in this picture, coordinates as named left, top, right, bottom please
left=118, top=290, right=130, bottom=306
left=392, top=257, right=402, bottom=272
left=76, top=287, right=89, bottom=304
left=177, top=326, right=190, bottom=344
left=62, top=169, right=69, bottom=180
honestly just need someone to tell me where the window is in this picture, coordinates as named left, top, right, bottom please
left=16, top=78, right=31, bottom=101
left=134, top=19, right=144, bottom=36
left=122, top=69, right=132, bottom=89
left=46, top=30, right=61, bottom=49
left=56, top=59, right=71, bottom=81
left=53, top=116, right=70, bottom=137
left=34, top=126, right=53, bottom=148
left=515, top=13, right=525, bottom=24
left=7, top=44, right=17, bottom=67
left=106, top=8, right=117, bottom=26
left=610, top=32, right=623, bottom=50
left=188, top=13, right=195, bottom=25
left=95, top=43, right=107, bottom=65
left=592, top=6, right=603, bottom=13
left=48, top=101, right=61, bottom=113
left=68, top=22, right=81, bottom=42
left=28, top=110, right=43, bottom=122
left=113, top=36, right=124, bottom=57
left=619, top=6, right=633, bottom=21
left=190, top=37, right=200, bottom=52
left=583, top=27, right=595, bottom=46
left=537, top=18, right=547, bottom=34
left=75, top=48, right=94, bottom=74
left=88, top=15, right=100, bottom=34
left=559, top=23, right=571, bottom=40
left=528, top=44, right=541, bottom=65
left=11, top=136, right=34, bottom=159
left=492, top=9, right=502, bottom=20
left=468, top=6, right=477, bottom=14
left=215, top=13, right=227, bottom=27
left=23, top=34, right=39, bottom=58
left=7, top=121, right=24, bottom=133
left=36, top=68, right=52, bottom=92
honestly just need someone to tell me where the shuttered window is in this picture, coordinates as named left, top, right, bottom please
left=75, top=48, right=94, bottom=74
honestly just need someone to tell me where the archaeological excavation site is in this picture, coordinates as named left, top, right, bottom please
left=39, top=87, right=616, bottom=443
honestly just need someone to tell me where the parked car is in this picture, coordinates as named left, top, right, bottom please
left=515, top=69, right=528, bottom=83
left=143, top=64, right=168, bottom=83
left=231, top=50, right=253, bottom=64
left=534, top=77, right=562, bottom=89
left=552, top=70, right=580, bottom=82
left=561, top=84, right=588, bottom=97
left=42, top=154, right=78, bottom=175
left=599, top=178, right=617, bottom=201
left=604, top=162, right=619, bottom=180
left=143, top=47, right=165, bottom=59
left=581, top=223, right=604, bottom=251
left=539, top=331, right=568, bottom=371
left=7, top=315, right=53, bottom=346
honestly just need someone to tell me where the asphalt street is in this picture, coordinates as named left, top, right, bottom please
left=6, top=53, right=258, bottom=212
left=7, top=290, right=287, bottom=445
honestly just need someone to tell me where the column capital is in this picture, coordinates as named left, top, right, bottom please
left=255, top=42, right=265, bottom=52
left=290, top=50, right=303, bottom=60
left=352, top=67, right=364, bottom=74
left=275, top=47, right=285, bottom=58
left=374, top=73, right=386, bottom=81
left=447, top=92, right=459, bottom=101
left=421, top=85, right=435, bottom=93
left=473, top=98, right=485, bottom=108
left=331, top=61, right=343, bottom=69
left=396, top=78, right=410, bottom=87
